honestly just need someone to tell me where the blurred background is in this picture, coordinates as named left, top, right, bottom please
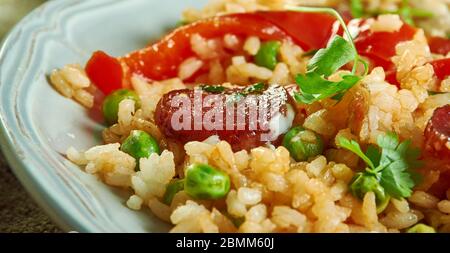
left=0, top=0, right=61, bottom=233
left=0, top=0, right=46, bottom=38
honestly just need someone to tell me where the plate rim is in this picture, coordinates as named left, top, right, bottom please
left=0, top=0, right=208, bottom=233
left=0, top=0, right=103, bottom=233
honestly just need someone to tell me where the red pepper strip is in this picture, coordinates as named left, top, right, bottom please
left=429, top=36, right=450, bottom=55
left=120, top=13, right=291, bottom=84
left=86, top=14, right=290, bottom=93
left=430, top=58, right=450, bottom=80
left=85, top=12, right=339, bottom=94
left=255, top=11, right=337, bottom=51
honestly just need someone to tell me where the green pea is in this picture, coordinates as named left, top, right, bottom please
left=254, top=41, right=281, bottom=70
left=282, top=126, right=324, bottom=162
left=406, top=224, right=436, bottom=233
left=185, top=163, right=231, bottom=200
left=121, top=130, right=160, bottom=171
left=102, top=89, right=141, bottom=126
left=349, top=172, right=390, bottom=213
left=162, top=179, right=185, bottom=205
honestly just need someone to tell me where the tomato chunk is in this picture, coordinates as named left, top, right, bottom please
left=351, top=23, right=416, bottom=86
left=355, top=24, right=417, bottom=65
left=430, top=58, right=450, bottom=80
left=429, top=36, right=450, bottom=55
left=85, top=51, right=123, bottom=95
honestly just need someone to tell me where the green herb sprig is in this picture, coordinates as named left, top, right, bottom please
left=338, top=132, right=423, bottom=203
left=286, top=6, right=368, bottom=104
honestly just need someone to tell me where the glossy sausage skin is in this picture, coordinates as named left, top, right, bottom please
left=424, top=104, right=450, bottom=158
left=155, top=85, right=296, bottom=151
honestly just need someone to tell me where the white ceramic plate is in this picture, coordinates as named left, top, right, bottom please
left=0, top=0, right=207, bottom=233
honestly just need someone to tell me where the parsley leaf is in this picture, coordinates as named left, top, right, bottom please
left=338, top=132, right=422, bottom=201
left=307, top=36, right=357, bottom=77
left=378, top=132, right=400, bottom=150
left=295, top=72, right=361, bottom=104
left=380, top=159, right=415, bottom=198
left=338, top=136, right=375, bottom=169
left=286, top=6, right=366, bottom=105
left=365, top=144, right=381, bottom=167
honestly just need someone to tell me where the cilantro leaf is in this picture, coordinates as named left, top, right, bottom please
left=337, top=136, right=375, bottom=170
left=341, top=132, right=423, bottom=201
left=380, top=160, right=415, bottom=198
left=307, top=36, right=357, bottom=77
left=377, top=132, right=400, bottom=150
left=294, top=72, right=361, bottom=104
left=365, top=144, right=381, bottom=168
left=350, top=0, right=364, bottom=18
left=286, top=6, right=362, bottom=75
left=376, top=132, right=422, bottom=198
left=286, top=6, right=366, bottom=105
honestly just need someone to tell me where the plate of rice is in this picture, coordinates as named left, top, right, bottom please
left=0, top=0, right=449, bottom=233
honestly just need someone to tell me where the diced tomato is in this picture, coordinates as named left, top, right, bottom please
left=430, top=58, right=450, bottom=80
left=85, top=51, right=123, bottom=95
left=429, top=36, right=450, bottom=55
